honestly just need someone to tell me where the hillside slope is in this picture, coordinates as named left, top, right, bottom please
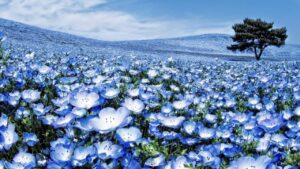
left=0, top=18, right=299, bottom=62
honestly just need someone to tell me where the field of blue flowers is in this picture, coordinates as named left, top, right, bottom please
left=0, top=35, right=300, bottom=169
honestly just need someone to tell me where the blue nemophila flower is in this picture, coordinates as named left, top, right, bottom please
left=94, top=160, right=119, bottom=169
left=225, top=97, right=236, bottom=108
left=216, top=125, right=233, bottom=139
left=88, top=107, right=132, bottom=133
left=40, top=114, right=58, bottom=125
left=74, top=115, right=95, bottom=131
left=0, top=124, right=18, bottom=150
left=160, top=90, right=172, bottom=101
left=116, top=126, right=142, bottom=143
left=271, top=134, right=289, bottom=148
left=127, top=88, right=140, bottom=97
left=248, top=95, right=260, bottom=105
left=187, top=151, right=201, bottom=162
left=140, top=91, right=152, bottom=101
left=50, top=143, right=74, bottom=164
left=72, top=145, right=97, bottom=167
left=170, top=84, right=180, bottom=92
left=71, top=107, right=87, bottom=118
left=243, top=119, right=257, bottom=130
left=52, top=95, right=70, bottom=107
left=23, top=132, right=39, bottom=147
left=216, top=100, right=224, bottom=108
left=161, top=131, right=179, bottom=140
left=0, top=113, right=8, bottom=127
left=24, top=52, right=35, bottom=61
left=31, top=103, right=51, bottom=116
left=264, top=99, right=275, bottom=111
left=121, top=153, right=142, bottom=169
left=161, top=104, right=173, bottom=114
left=141, top=78, right=150, bottom=84
left=294, top=92, right=300, bottom=101
left=0, top=43, right=299, bottom=168
left=122, top=98, right=145, bottom=114
left=172, top=100, right=190, bottom=110
left=15, top=107, right=30, bottom=119
left=92, top=75, right=107, bottom=85
left=179, top=137, right=199, bottom=145
left=13, top=151, right=36, bottom=168
left=294, top=106, right=300, bottom=116
left=282, top=109, right=294, bottom=120
left=21, top=89, right=41, bottom=103
left=7, top=91, right=21, bottom=106
left=3, top=161, right=25, bottom=169
left=257, top=113, right=284, bottom=133
left=52, top=113, right=76, bottom=128
left=0, top=78, right=9, bottom=88
left=227, top=155, right=272, bottom=169
left=198, top=127, right=216, bottom=140
left=70, top=90, right=100, bottom=109
left=38, top=65, right=52, bottom=75
left=147, top=69, right=158, bottom=78
left=286, top=121, right=300, bottom=133
left=129, top=69, right=139, bottom=76
left=55, top=105, right=72, bottom=116
left=198, top=150, right=218, bottom=167
left=50, top=137, right=71, bottom=147
left=58, top=76, right=78, bottom=85
left=171, top=156, right=192, bottom=169
left=231, top=112, right=250, bottom=124
left=0, top=31, right=6, bottom=41
left=15, top=78, right=26, bottom=88
left=156, top=114, right=185, bottom=129
left=47, top=160, right=72, bottom=169
left=84, top=69, right=97, bottom=78
left=65, top=127, right=76, bottom=139
left=101, top=88, right=120, bottom=99
left=205, top=114, right=217, bottom=123
left=223, top=145, right=241, bottom=157
left=256, top=134, right=271, bottom=152
left=0, top=94, right=5, bottom=103
left=183, top=121, right=196, bottom=135
left=145, top=154, right=165, bottom=167
left=149, top=122, right=161, bottom=137
left=95, top=141, right=123, bottom=160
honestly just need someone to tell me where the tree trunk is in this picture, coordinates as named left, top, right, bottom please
left=254, top=47, right=264, bottom=61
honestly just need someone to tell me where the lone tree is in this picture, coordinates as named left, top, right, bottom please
left=228, top=18, right=287, bottom=60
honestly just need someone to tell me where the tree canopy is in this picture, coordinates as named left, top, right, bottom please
left=228, top=18, right=288, bottom=60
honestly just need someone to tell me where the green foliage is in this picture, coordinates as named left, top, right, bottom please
left=0, top=102, right=58, bottom=161
left=185, top=164, right=216, bottom=169
left=220, top=160, right=229, bottom=169
left=137, top=141, right=163, bottom=157
left=136, top=139, right=189, bottom=163
left=233, top=126, right=242, bottom=137
left=0, top=42, right=9, bottom=65
left=242, top=141, right=258, bottom=155
left=236, top=96, right=247, bottom=112
left=276, top=99, right=294, bottom=112
left=0, top=78, right=59, bottom=162
left=228, top=18, right=288, bottom=60
left=284, top=152, right=300, bottom=166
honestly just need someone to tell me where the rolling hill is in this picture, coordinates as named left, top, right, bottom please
left=0, top=18, right=299, bottom=62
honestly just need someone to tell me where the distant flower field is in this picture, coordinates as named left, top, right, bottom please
left=0, top=43, right=300, bottom=169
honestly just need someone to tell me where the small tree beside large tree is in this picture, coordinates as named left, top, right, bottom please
left=228, top=18, right=288, bottom=60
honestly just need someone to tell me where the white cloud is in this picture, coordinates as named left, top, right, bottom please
left=0, top=0, right=233, bottom=40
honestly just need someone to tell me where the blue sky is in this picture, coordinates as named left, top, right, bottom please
left=0, top=0, right=299, bottom=43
